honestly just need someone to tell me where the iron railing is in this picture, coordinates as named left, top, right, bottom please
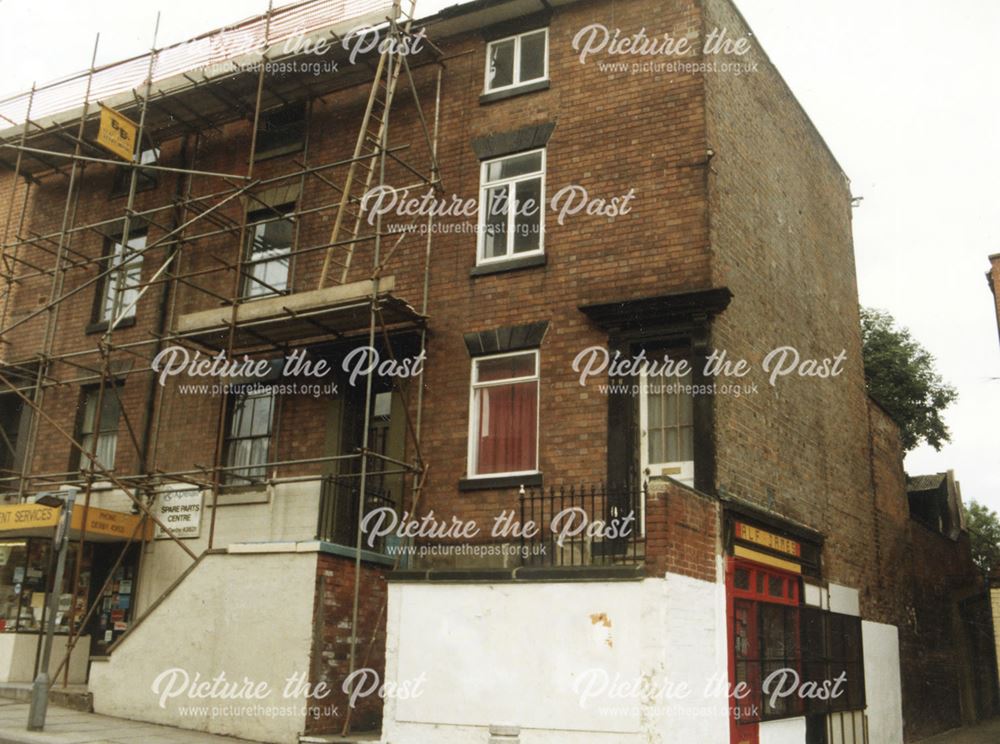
left=518, top=484, right=646, bottom=567
left=316, top=474, right=395, bottom=553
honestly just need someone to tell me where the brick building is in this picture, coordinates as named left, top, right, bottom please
left=0, top=0, right=992, bottom=743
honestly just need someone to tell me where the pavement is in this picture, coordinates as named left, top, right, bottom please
left=0, top=698, right=261, bottom=744
left=917, top=718, right=1000, bottom=744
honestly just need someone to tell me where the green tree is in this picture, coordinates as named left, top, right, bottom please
left=965, top=501, right=1000, bottom=576
left=859, top=307, right=957, bottom=451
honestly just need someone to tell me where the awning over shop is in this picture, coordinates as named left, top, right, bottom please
left=0, top=503, right=152, bottom=542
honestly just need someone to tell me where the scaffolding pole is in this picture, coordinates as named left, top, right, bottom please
left=0, top=2, right=446, bottom=734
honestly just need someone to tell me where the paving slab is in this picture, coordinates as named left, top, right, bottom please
left=0, top=699, right=263, bottom=744
left=917, top=718, right=1000, bottom=744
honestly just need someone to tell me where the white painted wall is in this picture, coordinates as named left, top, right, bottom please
left=862, top=620, right=903, bottom=744
left=130, top=480, right=320, bottom=617
left=382, top=570, right=730, bottom=743
left=759, top=716, right=806, bottom=744
left=0, top=632, right=89, bottom=683
left=89, top=550, right=317, bottom=744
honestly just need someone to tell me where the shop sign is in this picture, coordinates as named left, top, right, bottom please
left=0, top=503, right=60, bottom=531
left=734, top=521, right=801, bottom=557
left=71, top=506, right=146, bottom=540
left=153, top=488, right=203, bottom=539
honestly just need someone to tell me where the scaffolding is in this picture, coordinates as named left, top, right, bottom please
left=0, top=0, right=443, bottom=732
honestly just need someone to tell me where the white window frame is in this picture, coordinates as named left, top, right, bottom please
left=223, top=386, right=277, bottom=486
left=466, top=349, right=541, bottom=478
left=476, top=148, right=546, bottom=266
left=484, top=27, right=549, bottom=94
left=637, top=361, right=695, bottom=488
left=99, top=233, right=145, bottom=324
left=243, top=206, right=294, bottom=299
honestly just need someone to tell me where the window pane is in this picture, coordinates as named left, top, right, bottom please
left=512, top=178, right=542, bottom=254
left=102, top=235, right=145, bottom=321
left=485, top=152, right=543, bottom=182
left=481, top=185, right=509, bottom=259
left=487, top=39, right=515, bottom=89
left=81, top=394, right=98, bottom=436
left=476, top=352, right=536, bottom=382
left=257, top=217, right=293, bottom=252
left=760, top=603, right=790, bottom=658
left=98, top=393, right=120, bottom=432
left=519, top=30, right=546, bottom=82
left=475, top=380, right=537, bottom=474
left=95, top=432, right=117, bottom=469
left=251, top=392, right=274, bottom=436
left=231, top=398, right=250, bottom=438
left=769, top=575, right=784, bottom=598
left=644, top=362, right=694, bottom=465
left=734, top=567, right=750, bottom=591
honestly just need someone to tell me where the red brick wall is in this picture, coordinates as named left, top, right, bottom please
left=0, top=0, right=709, bottom=499
left=645, top=480, right=719, bottom=582
left=307, top=553, right=389, bottom=735
left=701, top=0, right=880, bottom=609
left=867, top=398, right=992, bottom=740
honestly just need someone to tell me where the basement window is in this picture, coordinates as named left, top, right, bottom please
left=467, top=350, right=539, bottom=477
left=484, top=28, right=548, bottom=94
left=477, top=149, right=545, bottom=265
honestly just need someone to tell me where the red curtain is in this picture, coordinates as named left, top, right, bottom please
left=476, top=381, right=537, bottom=474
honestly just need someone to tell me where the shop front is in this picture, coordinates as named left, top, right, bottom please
left=0, top=501, right=150, bottom=684
left=725, top=508, right=868, bottom=744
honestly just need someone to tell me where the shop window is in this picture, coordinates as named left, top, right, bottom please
left=477, top=149, right=545, bottom=265
left=111, top=146, right=159, bottom=196
left=223, top=386, right=276, bottom=486
left=243, top=204, right=294, bottom=299
left=255, top=102, right=306, bottom=159
left=78, top=386, right=121, bottom=471
left=485, top=28, right=548, bottom=93
left=0, top=539, right=86, bottom=634
left=96, top=232, right=145, bottom=325
left=468, top=350, right=539, bottom=477
left=730, top=561, right=864, bottom=723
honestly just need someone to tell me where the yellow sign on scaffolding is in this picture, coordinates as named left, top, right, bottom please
left=96, top=104, right=138, bottom=162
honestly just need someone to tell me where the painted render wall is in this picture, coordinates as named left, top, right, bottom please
left=862, top=621, right=904, bottom=744
left=382, top=570, right=730, bottom=743
left=85, top=480, right=321, bottom=617
left=89, top=550, right=317, bottom=744
left=0, top=632, right=90, bottom=684
left=758, top=716, right=807, bottom=744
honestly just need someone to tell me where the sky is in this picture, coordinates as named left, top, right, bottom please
left=0, top=0, right=997, bottom=509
